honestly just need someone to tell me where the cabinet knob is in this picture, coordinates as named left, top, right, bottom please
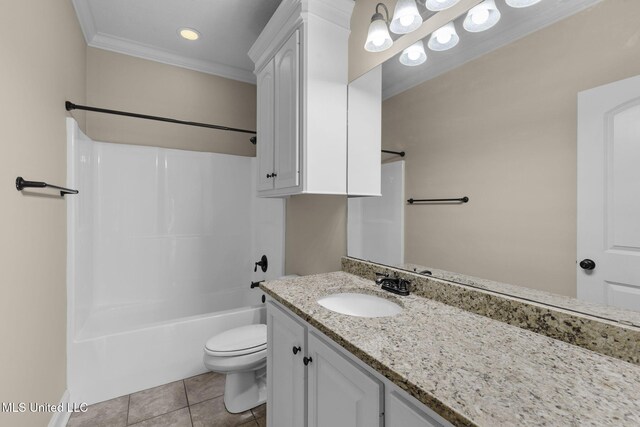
left=266, top=173, right=272, bottom=178
left=303, top=356, right=313, bottom=366
left=272, top=172, right=277, bottom=178
left=292, top=346, right=301, bottom=355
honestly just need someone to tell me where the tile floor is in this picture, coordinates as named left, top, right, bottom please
left=66, top=372, right=265, bottom=427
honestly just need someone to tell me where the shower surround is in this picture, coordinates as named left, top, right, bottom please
left=66, top=118, right=285, bottom=405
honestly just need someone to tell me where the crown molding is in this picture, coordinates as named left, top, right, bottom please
left=72, top=0, right=256, bottom=84
left=248, top=0, right=303, bottom=71
left=249, top=0, right=355, bottom=73
left=89, top=33, right=256, bottom=84
left=72, top=0, right=96, bottom=44
left=302, top=0, right=355, bottom=30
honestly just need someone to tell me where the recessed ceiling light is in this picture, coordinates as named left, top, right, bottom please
left=179, top=28, right=200, bottom=41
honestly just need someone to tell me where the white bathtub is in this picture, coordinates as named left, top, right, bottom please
left=66, top=119, right=284, bottom=405
left=69, top=301, right=266, bottom=405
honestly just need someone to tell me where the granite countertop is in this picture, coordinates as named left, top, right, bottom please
left=261, top=271, right=640, bottom=427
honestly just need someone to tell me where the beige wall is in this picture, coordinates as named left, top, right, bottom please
left=285, top=195, right=347, bottom=275
left=0, top=1, right=86, bottom=426
left=382, top=0, right=640, bottom=297
left=83, top=48, right=257, bottom=156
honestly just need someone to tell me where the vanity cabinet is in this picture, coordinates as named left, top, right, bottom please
left=266, top=300, right=451, bottom=427
left=307, top=331, right=383, bottom=427
left=249, top=0, right=355, bottom=197
left=266, top=301, right=306, bottom=427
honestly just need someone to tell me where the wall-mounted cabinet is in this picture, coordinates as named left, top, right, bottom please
left=348, top=65, right=382, bottom=197
left=250, top=0, right=380, bottom=197
left=266, top=299, right=452, bottom=427
left=255, top=31, right=300, bottom=193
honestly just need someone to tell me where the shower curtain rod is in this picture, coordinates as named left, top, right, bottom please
left=65, top=101, right=257, bottom=144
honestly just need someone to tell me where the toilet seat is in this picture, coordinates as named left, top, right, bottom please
left=205, top=324, right=267, bottom=357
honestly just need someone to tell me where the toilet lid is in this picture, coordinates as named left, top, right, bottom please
left=205, top=324, right=267, bottom=356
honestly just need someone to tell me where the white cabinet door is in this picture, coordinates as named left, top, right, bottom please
left=307, top=332, right=383, bottom=427
left=267, top=302, right=306, bottom=427
left=386, top=390, right=447, bottom=427
left=257, top=59, right=275, bottom=192
left=273, top=29, right=300, bottom=190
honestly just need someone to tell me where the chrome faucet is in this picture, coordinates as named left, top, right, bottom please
left=375, top=272, right=411, bottom=296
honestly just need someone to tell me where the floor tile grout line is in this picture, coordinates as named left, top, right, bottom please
left=183, top=379, right=190, bottom=406
left=187, top=404, right=195, bottom=427
left=126, top=394, right=131, bottom=426
left=183, top=380, right=195, bottom=427
left=126, top=407, right=190, bottom=427
left=125, top=381, right=189, bottom=425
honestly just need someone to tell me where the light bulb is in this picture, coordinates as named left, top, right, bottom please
left=471, top=8, right=489, bottom=25
left=437, top=31, right=452, bottom=44
left=463, top=0, right=501, bottom=33
left=506, top=0, right=542, bottom=7
left=179, top=28, right=200, bottom=41
left=365, top=15, right=393, bottom=52
left=399, top=40, right=427, bottom=66
left=390, top=0, right=423, bottom=35
left=425, top=0, right=461, bottom=11
left=428, top=22, right=459, bottom=52
left=400, top=15, right=414, bottom=27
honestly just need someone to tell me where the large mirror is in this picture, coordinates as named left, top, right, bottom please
left=348, top=0, right=640, bottom=323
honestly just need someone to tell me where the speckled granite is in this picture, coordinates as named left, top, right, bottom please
left=400, top=262, right=640, bottom=327
left=261, top=272, right=640, bottom=427
left=343, top=257, right=640, bottom=365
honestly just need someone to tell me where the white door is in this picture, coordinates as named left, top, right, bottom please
left=257, top=59, right=275, bottom=192
left=274, top=29, right=300, bottom=190
left=577, top=74, right=640, bottom=311
left=266, top=302, right=306, bottom=427
left=307, top=332, right=383, bottom=427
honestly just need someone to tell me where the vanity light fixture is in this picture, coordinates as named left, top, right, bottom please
left=390, top=0, right=423, bottom=35
left=424, top=0, right=461, bottom=12
left=428, top=22, right=459, bottom=51
left=364, top=3, right=393, bottom=52
left=463, top=0, right=501, bottom=33
left=505, top=0, right=542, bottom=7
left=399, top=40, right=427, bottom=66
left=179, top=27, right=200, bottom=41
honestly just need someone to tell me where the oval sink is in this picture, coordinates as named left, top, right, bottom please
left=317, top=293, right=402, bottom=318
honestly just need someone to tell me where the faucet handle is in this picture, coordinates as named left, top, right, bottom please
left=375, top=272, right=389, bottom=284
left=398, top=278, right=411, bottom=293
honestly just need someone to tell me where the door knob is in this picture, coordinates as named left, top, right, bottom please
left=579, top=259, right=596, bottom=270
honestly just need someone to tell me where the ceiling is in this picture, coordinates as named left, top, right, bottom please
left=72, top=0, right=601, bottom=93
left=72, top=0, right=282, bottom=83
left=382, top=0, right=602, bottom=99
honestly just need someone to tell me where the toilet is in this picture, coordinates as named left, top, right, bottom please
left=204, top=275, right=297, bottom=413
left=203, top=324, right=267, bottom=413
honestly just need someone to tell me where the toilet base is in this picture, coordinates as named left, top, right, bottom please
left=223, top=366, right=267, bottom=413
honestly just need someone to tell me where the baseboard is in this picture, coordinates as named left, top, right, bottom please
left=48, top=390, right=71, bottom=427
